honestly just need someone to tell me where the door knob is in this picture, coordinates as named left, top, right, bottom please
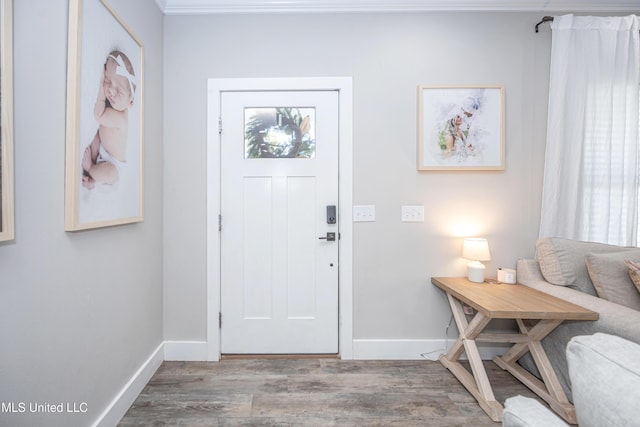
left=318, top=232, right=336, bottom=241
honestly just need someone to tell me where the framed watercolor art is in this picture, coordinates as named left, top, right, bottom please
left=65, top=0, right=144, bottom=231
left=417, top=85, right=505, bottom=171
left=0, top=0, right=15, bottom=242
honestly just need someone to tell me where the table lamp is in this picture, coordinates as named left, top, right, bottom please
left=463, top=238, right=491, bottom=283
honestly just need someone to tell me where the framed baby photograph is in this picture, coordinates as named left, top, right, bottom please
left=417, top=85, right=505, bottom=171
left=65, top=0, right=144, bottom=231
left=0, top=0, right=15, bottom=242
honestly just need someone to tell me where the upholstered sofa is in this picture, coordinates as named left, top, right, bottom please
left=515, top=237, right=640, bottom=401
left=503, top=333, right=640, bottom=427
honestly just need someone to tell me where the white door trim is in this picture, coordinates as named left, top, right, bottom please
left=206, top=77, right=353, bottom=361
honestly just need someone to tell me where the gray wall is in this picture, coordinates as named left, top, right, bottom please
left=163, top=13, right=551, bottom=343
left=0, top=0, right=164, bottom=426
left=0, top=6, right=554, bottom=426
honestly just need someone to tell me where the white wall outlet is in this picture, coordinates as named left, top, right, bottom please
left=401, top=205, right=424, bottom=222
left=353, top=205, right=376, bottom=222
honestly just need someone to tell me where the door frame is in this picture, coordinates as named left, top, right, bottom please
left=206, top=77, right=353, bottom=361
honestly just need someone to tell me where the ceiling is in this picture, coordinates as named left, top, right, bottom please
left=154, top=0, right=640, bottom=14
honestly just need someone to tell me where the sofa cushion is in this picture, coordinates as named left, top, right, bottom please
left=536, top=237, right=636, bottom=296
left=585, top=251, right=640, bottom=310
left=567, top=333, right=640, bottom=427
left=502, top=395, right=568, bottom=427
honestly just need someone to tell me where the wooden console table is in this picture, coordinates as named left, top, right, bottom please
left=431, top=277, right=598, bottom=423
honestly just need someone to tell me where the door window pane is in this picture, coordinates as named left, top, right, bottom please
left=244, top=107, right=316, bottom=159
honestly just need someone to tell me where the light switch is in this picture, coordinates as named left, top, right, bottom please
left=401, top=205, right=424, bottom=222
left=353, top=205, right=376, bottom=222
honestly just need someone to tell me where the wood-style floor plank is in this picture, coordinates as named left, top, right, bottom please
left=118, top=358, right=543, bottom=426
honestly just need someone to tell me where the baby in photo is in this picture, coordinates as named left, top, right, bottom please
left=82, top=50, right=136, bottom=190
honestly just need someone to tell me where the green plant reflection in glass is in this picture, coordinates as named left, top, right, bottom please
left=244, top=107, right=315, bottom=158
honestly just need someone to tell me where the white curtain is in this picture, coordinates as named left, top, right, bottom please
left=539, top=14, right=640, bottom=246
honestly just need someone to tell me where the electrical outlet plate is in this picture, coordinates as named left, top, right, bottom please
left=401, top=205, right=424, bottom=222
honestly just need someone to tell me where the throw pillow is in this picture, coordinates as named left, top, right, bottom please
left=624, top=259, right=640, bottom=293
left=584, top=251, right=640, bottom=310
left=536, top=237, right=636, bottom=296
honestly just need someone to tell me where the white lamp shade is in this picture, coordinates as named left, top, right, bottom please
left=463, top=238, right=491, bottom=262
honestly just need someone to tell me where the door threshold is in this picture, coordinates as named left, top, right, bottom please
left=221, top=353, right=339, bottom=360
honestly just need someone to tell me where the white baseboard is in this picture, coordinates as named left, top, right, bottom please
left=163, top=339, right=508, bottom=361
left=93, top=342, right=164, bottom=427
left=93, top=341, right=207, bottom=427
left=164, top=340, right=209, bottom=361
left=352, top=339, right=510, bottom=361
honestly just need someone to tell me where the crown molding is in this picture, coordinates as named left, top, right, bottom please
left=158, top=0, right=640, bottom=15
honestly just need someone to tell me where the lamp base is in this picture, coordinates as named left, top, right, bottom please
left=467, top=261, right=486, bottom=283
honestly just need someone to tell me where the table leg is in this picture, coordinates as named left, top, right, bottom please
left=494, top=318, right=577, bottom=424
left=440, top=294, right=503, bottom=422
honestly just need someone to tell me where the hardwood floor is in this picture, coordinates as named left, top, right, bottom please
left=118, top=358, right=543, bottom=426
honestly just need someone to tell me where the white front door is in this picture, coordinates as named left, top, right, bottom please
left=220, top=90, right=339, bottom=354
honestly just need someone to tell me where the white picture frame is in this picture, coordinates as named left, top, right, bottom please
left=418, top=85, right=505, bottom=171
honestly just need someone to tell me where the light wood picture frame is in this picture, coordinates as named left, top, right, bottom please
left=0, top=0, right=15, bottom=242
left=65, top=0, right=144, bottom=231
left=417, top=85, right=505, bottom=171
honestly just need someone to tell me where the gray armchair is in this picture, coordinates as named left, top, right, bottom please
left=502, top=333, right=640, bottom=427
